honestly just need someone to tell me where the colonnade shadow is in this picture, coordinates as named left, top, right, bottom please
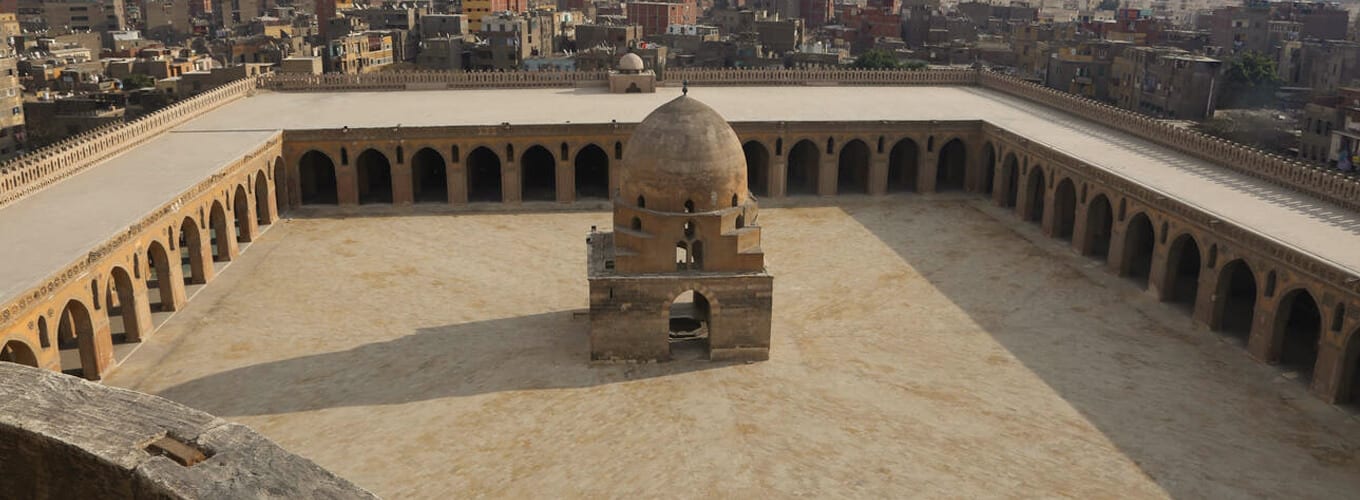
left=155, top=311, right=730, bottom=417
left=843, top=199, right=1349, bottom=499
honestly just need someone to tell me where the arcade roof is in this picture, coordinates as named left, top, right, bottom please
left=1, top=85, right=1357, bottom=306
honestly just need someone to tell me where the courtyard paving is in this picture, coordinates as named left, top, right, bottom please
left=106, top=195, right=1360, bottom=498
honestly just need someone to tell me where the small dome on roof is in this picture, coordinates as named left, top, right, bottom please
left=619, top=53, right=644, bottom=71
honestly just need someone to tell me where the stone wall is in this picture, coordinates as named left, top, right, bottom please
left=0, top=78, right=256, bottom=211
left=0, top=363, right=376, bottom=498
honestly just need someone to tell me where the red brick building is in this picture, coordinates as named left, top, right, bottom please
left=626, top=0, right=696, bottom=37
left=800, top=0, right=832, bottom=28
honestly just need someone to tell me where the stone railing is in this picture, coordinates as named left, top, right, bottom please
left=978, top=71, right=1360, bottom=211
left=258, top=67, right=980, bottom=92
left=664, top=67, right=978, bottom=86
left=0, top=77, right=256, bottom=211
left=259, top=69, right=611, bottom=91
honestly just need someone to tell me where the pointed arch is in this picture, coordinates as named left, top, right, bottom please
left=836, top=139, right=871, bottom=194
left=1000, top=153, right=1020, bottom=207
left=107, top=266, right=149, bottom=343
left=1053, top=177, right=1076, bottom=239
left=146, top=240, right=182, bottom=312
left=298, top=150, right=338, bottom=205
left=178, top=217, right=207, bottom=285
left=1274, top=288, right=1322, bottom=382
left=1162, top=234, right=1202, bottom=310
left=233, top=184, right=254, bottom=243
left=411, top=147, right=448, bottom=203
left=980, top=142, right=997, bottom=194
left=1121, top=212, right=1155, bottom=288
left=935, top=138, right=966, bottom=191
left=209, top=201, right=231, bottom=262
left=0, top=338, right=38, bottom=367
left=255, top=168, right=273, bottom=225
left=521, top=145, right=557, bottom=202
left=887, top=138, right=919, bottom=193
left=57, top=299, right=99, bottom=380
left=574, top=143, right=610, bottom=200
left=467, top=146, right=503, bottom=202
left=1083, top=193, right=1113, bottom=259
left=272, top=158, right=286, bottom=213
left=787, top=139, right=820, bottom=196
left=1211, top=259, right=1256, bottom=342
left=1023, top=165, right=1046, bottom=223
left=356, top=149, right=393, bottom=204
left=743, top=141, right=770, bottom=197
left=668, top=289, right=713, bottom=360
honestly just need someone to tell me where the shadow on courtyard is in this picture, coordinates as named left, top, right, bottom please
left=842, top=196, right=1350, bottom=499
left=155, top=311, right=734, bottom=417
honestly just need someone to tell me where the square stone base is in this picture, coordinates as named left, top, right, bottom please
left=588, top=273, right=773, bottom=363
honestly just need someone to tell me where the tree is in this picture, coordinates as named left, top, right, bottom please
left=121, top=74, right=156, bottom=90
left=1219, top=51, right=1282, bottom=109
left=851, top=50, right=902, bottom=70
left=1097, top=0, right=1120, bottom=10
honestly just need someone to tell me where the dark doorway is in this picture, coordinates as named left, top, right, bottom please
left=1053, top=178, right=1076, bottom=239
left=233, top=185, right=252, bottom=243
left=1276, top=289, right=1322, bottom=382
left=935, top=139, right=966, bottom=191
left=0, top=340, right=38, bottom=367
left=837, top=139, right=870, bottom=194
left=887, top=139, right=919, bottom=193
left=298, top=150, right=337, bottom=205
left=178, top=217, right=206, bottom=285
left=743, top=141, right=770, bottom=197
left=411, top=148, right=448, bottom=203
left=254, top=170, right=272, bottom=225
left=521, top=145, right=557, bottom=202
left=1164, top=235, right=1202, bottom=310
left=981, top=143, right=996, bottom=194
left=1122, top=213, right=1155, bottom=288
left=1001, top=155, right=1020, bottom=207
left=208, top=201, right=230, bottom=262
left=787, top=140, right=820, bottom=196
left=669, top=290, right=712, bottom=360
left=575, top=144, right=610, bottom=199
left=356, top=149, right=393, bottom=204
left=273, top=161, right=286, bottom=210
left=1212, top=260, right=1257, bottom=343
left=467, top=147, right=503, bottom=202
left=57, top=300, right=97, bottom=379
left=1084, top=194, right=1113, bottom=259
left=146, top=240, right=176, bottom=312
left=1024, top=167, right=1046, bottom=223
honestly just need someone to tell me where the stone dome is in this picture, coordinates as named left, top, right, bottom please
left=618, top=53, right=644, bottom=71
left=619, top=95, right=748, bottom=213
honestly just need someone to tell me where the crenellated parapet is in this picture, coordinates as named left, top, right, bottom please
left=259, top=69, right=612, bottom=91
left=0, top=78, right=257, bottom=211
left=976, top=71, right=1360, bottom=212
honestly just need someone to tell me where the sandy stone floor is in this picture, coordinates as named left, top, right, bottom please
left=107, top=195, right=1360, bottom=499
